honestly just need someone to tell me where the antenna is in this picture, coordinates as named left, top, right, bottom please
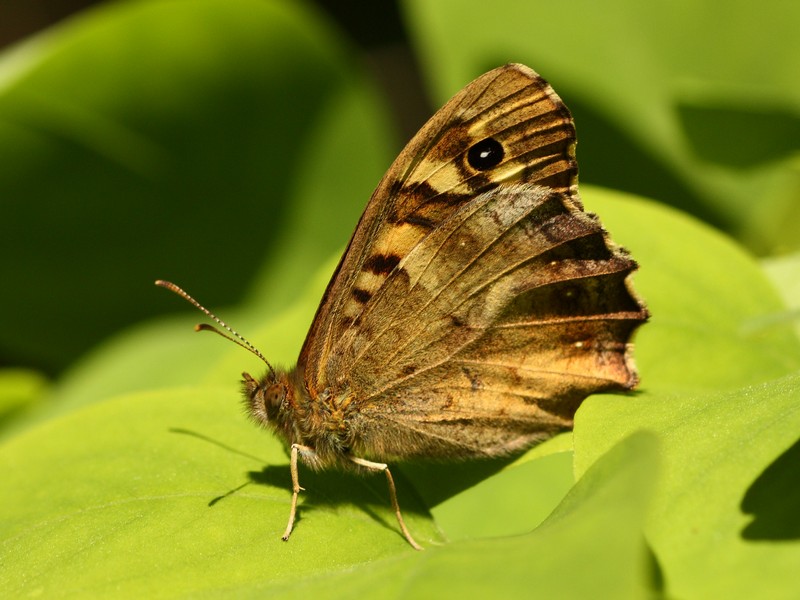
left=155, top=280, right=275, bottom=378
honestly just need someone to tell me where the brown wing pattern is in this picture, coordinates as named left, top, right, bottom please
left=344, top=184, right=647, bottom=458
left=298, top=64, right=579, bottom=395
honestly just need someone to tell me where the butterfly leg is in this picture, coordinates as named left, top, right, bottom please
left=348, top=456, right=423, bottom=551
left=282, top=443, right=310, bottom=541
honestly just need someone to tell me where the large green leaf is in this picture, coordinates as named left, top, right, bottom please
left=0, top=386, right=439, bottom=597
left=575, top=373, right=800, bottom=599
left=274, top=432, right=660, bottom=600
left=0, top=387, right=657, bottom=597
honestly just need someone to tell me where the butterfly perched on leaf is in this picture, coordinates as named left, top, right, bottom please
left=158, top=63, right=648, bottom=550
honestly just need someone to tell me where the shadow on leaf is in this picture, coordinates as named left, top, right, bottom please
left=741, top=436, right=800, bottom=540
left=169, top=427, right=268, bottom=463
left=169, top=425, right=517, bottom=513
left=169, top=426, right=434, bottom=540
left=246, top=464, right=429, bottom=540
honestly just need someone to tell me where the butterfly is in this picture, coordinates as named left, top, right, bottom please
left=157, top=63, right=648, bottom=550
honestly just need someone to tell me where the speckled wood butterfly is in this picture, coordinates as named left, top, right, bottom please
left=157, top=63, right=648, bottom=550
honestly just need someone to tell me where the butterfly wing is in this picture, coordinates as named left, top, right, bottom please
left=345, top=182, right=647, bottom=458
left=298, top=63, right=580, bottom=396
left=294, top=63, right=647, bottom=459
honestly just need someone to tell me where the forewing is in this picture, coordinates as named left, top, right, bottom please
left=296, top=64, right=577, bottom=395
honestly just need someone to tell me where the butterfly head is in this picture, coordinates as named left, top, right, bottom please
left=242, top=369, right=293, bottom=429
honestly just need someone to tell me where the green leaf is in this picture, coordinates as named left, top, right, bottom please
left=295, top=432, right=659, bottom=600
left=575, top=373, right=800, bottom=599
left=428, top=449, right=575, bottom=541
left=567, top=190, right=800, bottom=598
left=0, top=387, right=440, bottom=597
left=0, top=393, right=658, bottom=597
